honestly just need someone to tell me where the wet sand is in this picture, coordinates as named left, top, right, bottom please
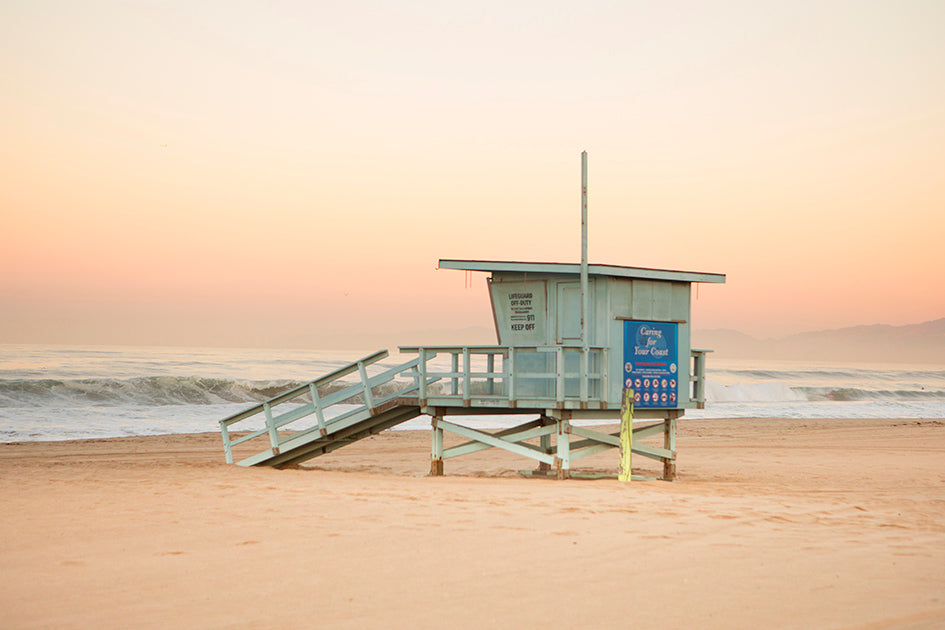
left=1, top=417, right=943, bottom=629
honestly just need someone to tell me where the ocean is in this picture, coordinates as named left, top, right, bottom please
left=1, top=344, right=943, bottom=443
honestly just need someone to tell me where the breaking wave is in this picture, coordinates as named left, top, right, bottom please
left=0, top=375, right=420, bottom=408
left=0, top=377, right=310, bottom=407
left=796, top=387, right=945, bottom=402
left=706, top=381, right=945, bottom=403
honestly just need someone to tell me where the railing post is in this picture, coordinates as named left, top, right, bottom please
left=507, top=348, right=516, bottom=403
left=357, top=361, right=375, bottom=410
left=601, top=348, right=609, bottom=403
left=221, top=422, right=233, bottom=464
left=555, top=346, right=565, bottom=403
left=462, top=347, right=471, bottom=404
left=487, top=352, right=495, bottom=395
left=698, top=352, right=707, bottom=403
left=580, top=347, right=589, bottom=404
left=451, top=352, right=459, bottom=396
left=309, top=383, right=327, bottom=436
left=691, top=350, right=708, bottom=408
left=408, top=363, right=420, bottom=395
left=418, top=348, right=427, bottom=402
left=263, top=402, right=279, bottom=452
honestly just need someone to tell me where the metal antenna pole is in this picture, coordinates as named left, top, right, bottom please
left=580, top=152, right=590, bottom=402
left=580, top=151, right=589, bottom=350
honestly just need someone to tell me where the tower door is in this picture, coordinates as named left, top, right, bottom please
left=556, top=282, right=593, bottom=344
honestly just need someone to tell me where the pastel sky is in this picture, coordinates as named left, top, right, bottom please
left=2, top=1, right=943, bottom=349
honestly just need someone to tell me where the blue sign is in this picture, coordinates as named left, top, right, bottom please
left=623, top=321, right=679, bottom=409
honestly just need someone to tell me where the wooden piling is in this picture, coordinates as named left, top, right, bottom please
left=618, top=388, right=634, bottom=481
left=662, top=417, right=677, bottom=481
left=431, top=415, right=444, bottom=476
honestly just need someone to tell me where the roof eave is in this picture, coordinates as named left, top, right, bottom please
left=438, top=259, right=725, bottom=284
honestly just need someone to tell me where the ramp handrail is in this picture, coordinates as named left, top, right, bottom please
left=219, top=350, right=421, bottom=464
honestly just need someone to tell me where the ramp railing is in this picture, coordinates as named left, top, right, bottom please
left=219, top=350, right=422, bottom=464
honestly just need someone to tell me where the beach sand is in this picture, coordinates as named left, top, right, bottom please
left=1, top=417, right=943, bottom=629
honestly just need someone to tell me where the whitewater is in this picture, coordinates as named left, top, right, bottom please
left=1, top=344, right=943, bottom=442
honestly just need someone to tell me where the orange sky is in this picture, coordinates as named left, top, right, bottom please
left=2, top=1, right=944, bottom=349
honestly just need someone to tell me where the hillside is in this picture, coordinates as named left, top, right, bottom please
left=693, top=318, right=945, bottom=364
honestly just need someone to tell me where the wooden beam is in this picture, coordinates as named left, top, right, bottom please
left=568, top=443, right=612, bottom=463
left=446, top=418, right=544, bottom=450
left=632, top=442, right=674, bottom=461
left=571, top=425, right=620, bottom=447
left=436, top=419, right=556, bottom=466
left=631, top=422, right=665, bottom=440
left=443, top=422, right=555, bottom=459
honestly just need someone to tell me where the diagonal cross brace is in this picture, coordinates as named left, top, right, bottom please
left=443, top=421, right=556, bottom=459
left=436, top=419, right=556, bottom=466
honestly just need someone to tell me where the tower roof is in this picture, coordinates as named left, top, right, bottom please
left=438, top=259, right=726, bottom=284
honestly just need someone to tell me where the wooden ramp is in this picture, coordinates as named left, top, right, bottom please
left=220, top=350, right=424, bottom=468
left=240, top=398, right=422, bottom=468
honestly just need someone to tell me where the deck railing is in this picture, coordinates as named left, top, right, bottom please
left=402, top=345, right=710, bottom=410
left=400, top=345, right=609, bottom=409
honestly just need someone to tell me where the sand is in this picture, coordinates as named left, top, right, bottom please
left=1, top=417, right=943, bottom=629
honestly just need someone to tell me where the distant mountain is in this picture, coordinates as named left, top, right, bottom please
left=693, top=318, right=945, bottom=364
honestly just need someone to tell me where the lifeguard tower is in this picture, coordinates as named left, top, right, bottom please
left=219, top=156, right=725, bottom=479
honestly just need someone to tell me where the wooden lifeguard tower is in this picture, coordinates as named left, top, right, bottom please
left=220, top=156, right=725, bottom=479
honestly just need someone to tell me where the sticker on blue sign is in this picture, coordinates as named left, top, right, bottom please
left=623, top=321, right=679, bottom=409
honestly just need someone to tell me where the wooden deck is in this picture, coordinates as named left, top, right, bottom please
left=219, top=346, right=696, bottom=478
